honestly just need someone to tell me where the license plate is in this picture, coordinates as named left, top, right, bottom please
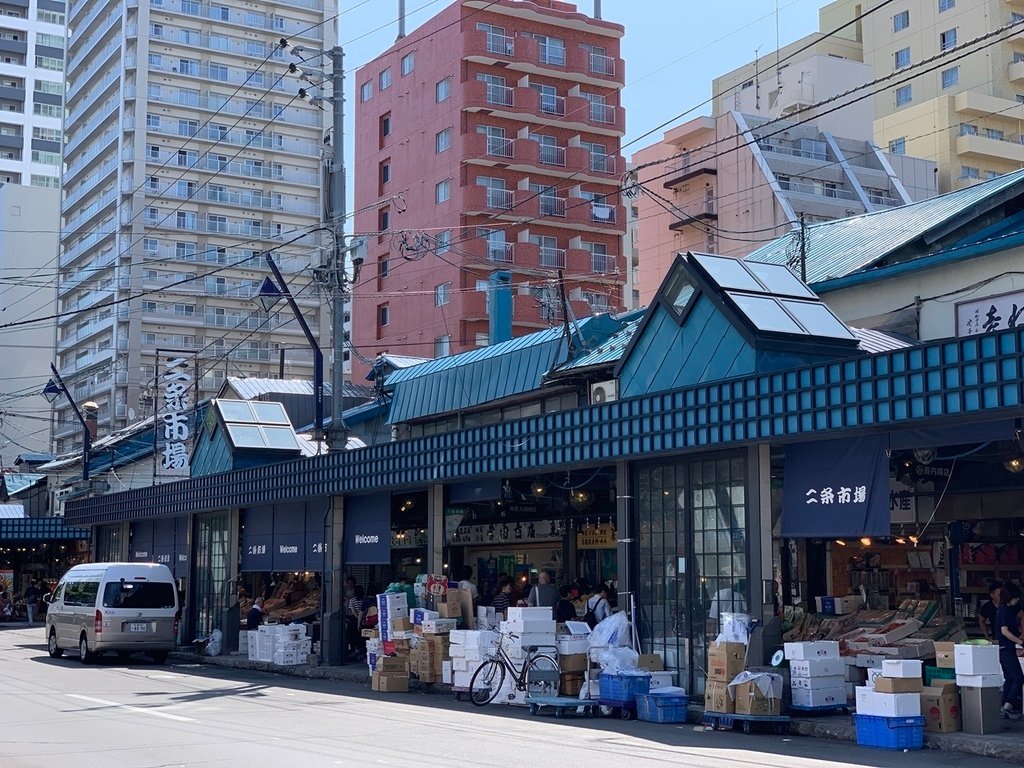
left=128, top=623, right=149, bottom=633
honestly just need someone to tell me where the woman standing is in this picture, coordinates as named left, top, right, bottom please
left=996, top=584, right=1024, bottom=720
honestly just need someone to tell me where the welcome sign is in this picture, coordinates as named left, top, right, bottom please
left=344, top=493, right=391, bottom=565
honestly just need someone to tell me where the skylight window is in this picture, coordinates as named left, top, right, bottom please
left=215, top=399, right=301, bottom=450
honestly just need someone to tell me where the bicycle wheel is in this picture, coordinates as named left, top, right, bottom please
left=526, top=654, right=561, bottom=697
left=469, top=659, right=506, bottom=706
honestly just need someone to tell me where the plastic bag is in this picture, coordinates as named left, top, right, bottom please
left=587, top=611, right=630, bottom=649
left=716, top=611, right=751, bottom=644
left=206, top=628, right=223, bottom=657
left=591, top=646, right=639, bottom=674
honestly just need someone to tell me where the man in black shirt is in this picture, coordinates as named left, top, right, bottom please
left=24, top=580, right=41, bottom=626
left=978, top=580, right=1003, bottom=642
left=246, top=597, right=264, bottom=631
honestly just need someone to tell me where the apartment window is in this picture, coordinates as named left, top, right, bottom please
left=893, top=10, right=909, bottom=32
left=380, top=112, right=392, bottom=138
left=31, top=150, right=60, bottom=165
left=1018, top=95, right=1024, bottom=104
left=37, top=10, right=64, bottom=23
left=35, top=55, right=63, bottom=71
left=985, top=127, right=1005, bottom=141
left=379, top=258, right=389, bottom=278
left=434, top=335, right=451, bottom=358
left=178, top=58, right=199, bottom=76
left=1015, top=52, right=1024, bottom=64
left=961, top=165, right=979, bottom=179
left=986, top=170, right=1001, bottom=180
left=378, top=304, right=389, bottom=328
left=178, top=118, right=199, bottom=137
left=894, top=47, right=910, bottom=69
left=475, top=333, right=490, bottom=347
left=176, top=211, right=196, bottom=228
left=380, top=161, right=391, bottom=185
left=146, top=113, right=160, bottom=129
left=36, top=32, right=63, bottom=47
left=959, top=122, right=978, bottom=136
left=436, top=77, right=451, bottom=102
left=401, top=52, right=415, bottom=76
left=939, top=0, right=954, bottom=11
left=33, top=103, right=60, bottom=118
left=30, top=174, right=58, bottom=188
left=143, top=238, right=159, bottom=253
left=378, top=208, right=390, bottom=231
left=176, top=242, right=196, bottom=260
left=209, top=63, right=228, bottom=81
left=360, top=81, right=372, bottom=102
left=939, top=29, right=956, bottom=51
left=33, top=127, right=61, bottom=142
left=435, top=179, right=451, bottom=204
left=379, top=67, right=392, bottom=90
left=888, top=136, right=906, bottom=155
left=435, top=282, right=451, bottom=307
left=896, top=84, right=912, bottom=106
left=530, top=33, right=566, bottom=66
left=941, top=66, right=959, bottom=88
left=436, top=230, right=451, bottom=254
left=149, top=22, right=164, bottom=38
left=34, top=80, right=61, bottom=96
left=435, top=127, right=451, bottom=153
left=176, top=180, right=196, bottom=198
left=147, top=144, right=160, bottom=160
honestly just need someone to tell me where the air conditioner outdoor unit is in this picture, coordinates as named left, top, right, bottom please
left=590, top=379, right=618, bottom=404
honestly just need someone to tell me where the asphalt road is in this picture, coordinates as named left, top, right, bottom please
left=0, top=626, right=1015, bottom=768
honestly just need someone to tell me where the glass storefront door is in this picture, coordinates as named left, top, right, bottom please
left=192, top=512, right=229, bottom=640
left=636, top=452, right=748, bottom=694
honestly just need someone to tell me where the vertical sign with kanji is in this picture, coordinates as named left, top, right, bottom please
left=154, top=350, right=198, bottom=480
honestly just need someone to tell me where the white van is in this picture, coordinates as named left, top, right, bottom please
left=45, top=562, right=179, bottom=664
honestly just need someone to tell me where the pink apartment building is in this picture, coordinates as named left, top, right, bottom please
left=352, top=0, right=626, bottom=377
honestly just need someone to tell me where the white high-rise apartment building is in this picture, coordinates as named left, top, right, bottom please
left=0, top=0, right=66, bottom=189
left=56, top=0, right=333, bottom=453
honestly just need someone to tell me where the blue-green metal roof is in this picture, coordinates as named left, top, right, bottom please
left=746, top=168, right=1024, bottom=284
left=0, top=517, right=89, bottom=540
left=385, top=315, right=622, bottom=423
left=1, top=474, right=45, bottom=497
left=555, top=319, right=641, bottom=372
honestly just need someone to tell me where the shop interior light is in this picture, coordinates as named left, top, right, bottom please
left=1004, top=457, right=1024, bottom=473
left=908, top=535, right=920, bottom=545
left=860, top=537, right=872, bottom=546
left=834, top=539, right=847, bottom=546
left=531, top=480, right=548, bottom=497
left=570, top=489, right=593, bottom=511
left=895, top=537, right=907, bottom=544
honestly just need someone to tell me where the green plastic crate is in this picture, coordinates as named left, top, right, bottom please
left=924, top=665, right=955, bottom=685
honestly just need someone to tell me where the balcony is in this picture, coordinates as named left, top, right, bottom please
left=470, top=31, right=624, bottom=88
left=777, top=178, right=859, bottom=201
left=62, top=159, right=118, bottom=212
left=955, top=90, right=1024, bottom=120
left=588, top=102, right=615, bottom=125
left=464, top=81, right=623, bottom=136
left=142, top=148, right=319, bottom=185
left=483, top=83, right=514, bottom=108
left=590, top=202, right=616, bottom=224
left=484, top=135, right=514, bottom=159
left=539, top=246, right=566, bottom=269
left=487, top=241, right=514, bottom=263
left=956, top=132, right=1024, bottom=164
left=538, top=144, right=566, bottom=166
left=758, top=140, right=827, bottom=161
left=1011, top=60, right=1024, bottom=83
left=65, top=132, right=118, bottom=182
left=150, top=0, right=323, bottom=39
left=540, top=194, right=566, bottom=218
left=482, top=187, right=514, bottom=210
left=588, top=52, right=615, bottom=77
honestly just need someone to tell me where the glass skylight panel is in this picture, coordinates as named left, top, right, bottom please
left=692, top=253, right=763, bottom=292
left=781, top=300, right=857, bottom=339
left=250, top=401, right=291, bottom=425
left=217, top=400, right=256, bottom=423
left=663, top=265, right=696, bottom=312
left=226, top=423, right=266, bottom=448
left=728, top=292, right=805, bottom=334
left=262, top=426, right=302, bottom=450
left=746, top=261, right=816, bottom=299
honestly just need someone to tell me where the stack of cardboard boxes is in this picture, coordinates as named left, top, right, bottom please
left=855, top=660, right=924, bottom=718
left=729, top=671, right=784, bottom=716
left=704, top=640, right=746, bottom=715
left=248, top=624, right=311, bottom=666
left=373, top=655, right=410, bottom=692
left=954, top=643, right=1003, bottom=734
left=786, top=641, right=846, bottom=710
left=448, top=629, right=495, bottom=691
left=410, top=631, right=451, bottom=683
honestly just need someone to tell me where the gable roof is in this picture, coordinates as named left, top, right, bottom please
left=745, top=168, right=1024, bottom=285
left=223, top=377, right=376, bottom=401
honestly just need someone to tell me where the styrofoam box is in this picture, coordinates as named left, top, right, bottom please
left=509, top=632, right=556, bottom=649
left=648, top=671, right=676, bottom=690
left=866, top=668, right=884, bottom=687
left=846, top=665, right=867, bottom=683
left=452, top=671, right=476, bottom=688
left=784, top=641, right=840, bottom=660
left=449, top=629, right=471, bottom=645
left=789, top=658, right=845, bottom=678
left=956, top=673, right=1004, bottom=688
left=881, top=659, right=922, bottom=679
left=791, top=675, right=845, bottom=690
left=451, top=657, right=470, bottom=672
left=855, top=687, right=922, bottom=717
left=556, top=638, right=589, bottom=655
left=442, top=661, right=452, bottom=685
left=954, top=644, right=1000, bottom=676
left=506, top=607, right=553, bottom=622
left=792, top=686, right=847, bottom=708
left=856, top=654, right=884, bottom=669
left=501, top=619, right=557, bottom=635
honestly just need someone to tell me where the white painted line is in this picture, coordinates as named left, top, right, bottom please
left=67, top=693, right=195, bottom=722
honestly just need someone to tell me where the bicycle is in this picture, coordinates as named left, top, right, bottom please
left=469, top=633, right=561, bottom=706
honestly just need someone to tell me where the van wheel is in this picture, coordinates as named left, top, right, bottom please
left=79, top=635, right=93, bottom=665
left=47, top=630, right=63, bottom=658
left=150, top=651, right=168, bottom=664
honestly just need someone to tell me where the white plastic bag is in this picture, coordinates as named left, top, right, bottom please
left=587, top=611, right=630, bottom=649
left=206, top=628, right=223, bottom=656
left=591, top=646, right=639, bottom=674
left=716, top=612, right=751, bottom=644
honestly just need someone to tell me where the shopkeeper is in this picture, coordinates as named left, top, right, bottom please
left=996, top=584, right=1024, bottom=720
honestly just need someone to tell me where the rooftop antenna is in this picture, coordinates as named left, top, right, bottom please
left=594, top=0, right=601, bottom=19
left=397, top=0, right=406, bottom=40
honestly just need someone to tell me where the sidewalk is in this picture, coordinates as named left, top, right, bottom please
left=176, top=649, right=1024, bottom=764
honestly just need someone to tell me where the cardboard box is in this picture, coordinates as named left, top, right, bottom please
left=559, top=653, right=588, bottom=673
left=784, top=641, right=839, bottom=660
left=920, top=683, right=961, bottom=733
left=437, top=602, right=461, bottom=619
left=375, top=674, right=410, bottom=693
left=707, top=641, right=746, bottom=682
left=789, top=658, right=845, bottom=678
left=648, top=671, right=676, bottom=690
left=734, top=679, right=782, bottom=716
left=792, top=686, right=847, bottom=709
left=881, top=659, right=922, bottom=679
left=560, top=672, right=585, bottom=697
left=934, top=641, right=956, bottom=669
left=956, top=673, right=1003, bottom=688
left=874, top=676, right=923, bottom=694
left=376, top=656, right=409, bottom=674
left=855, top=688, right=922, bottom=717
left=954, top=644, right=1000, bottom=676
left=704, top=680, right=734, bottom=714
left=869, top=619, right=923, bottom=645
left=421, top=618, right=457, bottom=634
left=961, top=684, right=1002, bottom=735
left=637, top=653, right=665, bottom=672
left=389, top=616, right=412, bottom=632
left=815, top=595, right=861, bottom=615
left=791, top=674, right=845, bottom=690
left=410, top=608, right=439, bottom=625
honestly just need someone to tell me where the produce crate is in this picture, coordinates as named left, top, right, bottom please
left=924, top=665, right=955, bottom=686
left=598, top=672, right=651, bottom=703
left=635, top=693, right=688, bottom=723
left=854, top=715, right=925, bottom=751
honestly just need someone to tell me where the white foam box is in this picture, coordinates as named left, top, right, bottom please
left=449, top=629, right=471, bottom=645
left=956, top=673, right=1003, bottom=688
left=451, top=657, right=470, bottom=672
left=954, top=644, right=1000, bottom=676
left=792, top=686, right=847, bottom=708
left=507, top=607, right=553, bottom=622
left=648, top=671, right=676, bottom=690
left=501, top=619, right=557, bottom=635
left=496, top=683, right=527, bottom=706
left=866, top=668, right=884, bottom=687
left=791, top=674, right=845, bottom=690
left=881, top=659, right=922, bottom=679
left=452, top=671, right=475, bottom=688
left=442, top=660, right=452, bottom=685
left=460, top=645, right=484, bottom=662
left=238, top=631, right=249, bottom=651
left=855, top=687, right=922, bottom=717
left=856, top=654, right=884, bottom=669
left=556, top=638, right=589, bottom=654
left=511, top=632, right=556, bottom=649
left=784, top=641, right=840, bottom=660
left=789, top=658, right=845, bottom=678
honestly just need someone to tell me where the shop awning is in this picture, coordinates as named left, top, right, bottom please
left=782, top=435, right=890, bottom=538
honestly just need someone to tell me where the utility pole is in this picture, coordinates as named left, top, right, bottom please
left=799, top=213, right=807, bottom=283
left=327, top=45, right=348, bottom=453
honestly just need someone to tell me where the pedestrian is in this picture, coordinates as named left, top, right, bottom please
left=24, top=580, right=41, bottom=626
left=458, top=566, right=479, bottom=606
left=246, top=597, right=264, bottom=631
left=491, top=578, right=512, bottom=617
left=978, top=579, right=1003, bottom=642
left=347, top=585, right=365, bottom=660
left=526, top=570, right=558, bottom=608
left=583, top=583, right=611, bottom=628
left=996, top=584, right=1024, bottom=720
left=553, top=585, right=577, bottom=623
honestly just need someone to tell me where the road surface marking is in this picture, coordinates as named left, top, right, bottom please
left=67, top=694, right=195, bottom=722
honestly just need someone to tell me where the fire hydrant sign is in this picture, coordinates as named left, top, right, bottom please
left=154, top=350, right=198, bottom=479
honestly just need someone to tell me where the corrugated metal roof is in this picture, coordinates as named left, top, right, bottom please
left=14, top=453, right=54, bottom=465
left=851, top=327, right=916, bottom=354
left=0, top=504, right=25, bottom=518
left=225, top=378, right=375, bottom=401
left=1, top=474, right=45, bottom=497
left=555, top=319, right=641, bottom=372
left=746, top=168, right=1024, bottom=284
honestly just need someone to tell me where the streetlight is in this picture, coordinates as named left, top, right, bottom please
left=254, top=251, right=324, bottom=444
left=41, top=362, right=94, bottom=481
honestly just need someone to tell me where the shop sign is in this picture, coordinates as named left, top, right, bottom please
left=782, top=435, right=890, bottom=537
left=130, top=520, right=154, bottom=562
left=427, top=574, right=448, bottom=596
left=344, top=493, right=391, bottom=565
left=154, top=352, right=197, bottom=479
left=889, top=477, right=916, bottom=524
left=241, top=507, right=274, bottom=572
left=273, top=505, right=305, bottom=571
left=577, top=525, right=617, bottom=549
left=956, top=290, right=1024, bottom=337
left=305, top=505, right=325, bottom=572
left=451, top=519, right=562, bottom=545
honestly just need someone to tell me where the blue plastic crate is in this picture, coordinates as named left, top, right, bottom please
left=598, top=672, right=651, bottom=703
left=854, top=715, right=925, bottom=751
left=635, top=693, right=688, bottom=723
